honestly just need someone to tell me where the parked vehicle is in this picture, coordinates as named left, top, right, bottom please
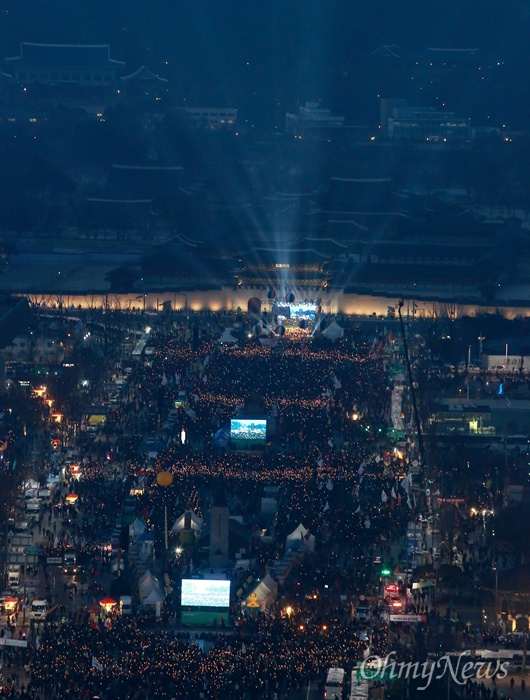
left=30, top=599, right=49, bottom=621
left=325, top=668, right=345, bottom=700
left=62, top=549, right=79, bottom=575
left=7, top=565, right=21, bottom=589
left=25, top=499, right=41, bottom=514
left=354, top=597, right=371, bottom=623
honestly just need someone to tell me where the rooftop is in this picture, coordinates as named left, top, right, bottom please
left=5, top=43, right=125, bottom=68
left=121, top=65, right=167, bottom=83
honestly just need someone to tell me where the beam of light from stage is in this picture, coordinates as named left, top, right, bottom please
left=310, top=312, right=326, bottom=337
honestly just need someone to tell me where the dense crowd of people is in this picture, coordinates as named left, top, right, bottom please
left=3, top=326, right=426, bottom=699
left=27, top=614, right=388, bottom=700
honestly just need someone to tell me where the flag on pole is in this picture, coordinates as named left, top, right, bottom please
left=323, top=501, right=330, bottom=514
left=331, top=373, right=342, bottom=389
left=381, top=489, right=388, bottom=503
left=92, top=656, right=104, bottom=671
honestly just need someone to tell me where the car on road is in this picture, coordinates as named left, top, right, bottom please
left=389, top=595, right=403, bottom=610
left=458, top=362, right=481, bottom=374
left=354, top=597, right=371, bottom=622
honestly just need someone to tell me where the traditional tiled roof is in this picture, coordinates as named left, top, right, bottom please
left=370, top=44, right=406, bottom=58
left=425, top=47, right=479, bottom=59
left=5, top=43, right=125, bottom=68
left=121, top=65, right=167, bottom=82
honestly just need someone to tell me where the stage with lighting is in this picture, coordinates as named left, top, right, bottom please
left=272, top=300, right=319, bottom=336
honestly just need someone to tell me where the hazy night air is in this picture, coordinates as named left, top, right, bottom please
left=0, top=2, right=529, bottom=700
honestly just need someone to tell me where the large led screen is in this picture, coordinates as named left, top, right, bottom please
left=230, top=419, right=267, bottom=448
left=181, top=579, right=230, bottom=608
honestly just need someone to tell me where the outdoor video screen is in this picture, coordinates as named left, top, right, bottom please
left=181, top=579, right=230, bottom=609
left=289, top=303, right=317, bottom=321
left=230, top=419, right=267, bottom=446
left=273, top=303, right=316, bottom=321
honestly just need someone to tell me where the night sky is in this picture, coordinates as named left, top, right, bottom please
left=0, top=0, right=528, bottom=129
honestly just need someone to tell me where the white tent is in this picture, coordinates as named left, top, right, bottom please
left=285, top=524, right=315, bottom=553
left=138, top=570, right=165, bottom=606
left=246, top=574, right=278, bottom=612
left=129, top=517, right=147, bottom=542
left=217, top=328, right=238, bottom=345
left=136, top=530, right=155, bottom=561
left=171, top=510, right=203, bottom=534
left=322, top=320, right=344, bottom=340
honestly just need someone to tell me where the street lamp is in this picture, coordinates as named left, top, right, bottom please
left=493, top=560, right=499, bottom=635
left=466, top=345, right=471, bottom=401
left=478, top=335, right=485, bottom=364
left=156, top=471, right=174, bottom=557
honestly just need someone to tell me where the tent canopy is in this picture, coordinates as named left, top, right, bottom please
left=247, top=573, right=278, bottom=611
left=129, top=517, right=147, bottom=539
left=138, top=570, right=164, bottom=605
left=136, top=530, right=154, bottom=542
left=322, top=320, right=344, bottom=340
left=171, top=510, right=203, bottom=534
left=286, top=523, right=316, bottom=552
left=214, top=425, right=230, bottom=448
